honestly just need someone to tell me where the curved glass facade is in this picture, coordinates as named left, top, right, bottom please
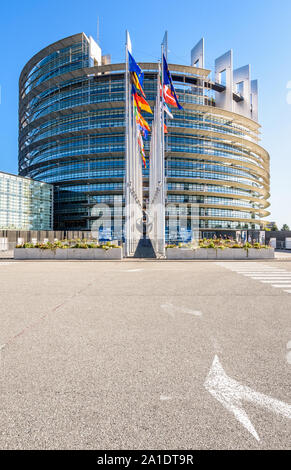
left=19, top=33, right=270, bottom=237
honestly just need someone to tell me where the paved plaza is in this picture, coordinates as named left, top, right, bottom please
left=0, top=259, right=291, bottom=449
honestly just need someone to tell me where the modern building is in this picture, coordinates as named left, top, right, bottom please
left=266, top=221, right=277, bottom=230
left=18, top=33, right=270, bottom=240
left=0, top=171, right=53, bottom=230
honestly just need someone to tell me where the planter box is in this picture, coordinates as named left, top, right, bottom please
left=233, top=248, right=247, bottom=259
left=194, top=249, right=208, bottom=259
left=166, top=247, right=274, bottom=260
left=206, top=248, right=217, bottom=259
left=14, top=248, right=122, bottom=260
left=166, top=248, right=195, bottom=260
left=216, top=248, right=235, bottom=259
left=248, top=248, right=274, bottom=259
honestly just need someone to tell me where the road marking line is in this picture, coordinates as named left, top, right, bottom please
left=242, top=273, right=291, bottom=275
left=122, top=268, right=144, bottom=272
left=161, top=303, right=202, bottom=318
left=236, top=269, right=286, bottom=272
left=217, top=262, right=291, bottom=294
left=204, top=355, right=291, bottom=442
left=234, top=267, right=283, bottom=270
left=271, top=285, right=291, bottom=288
left=241, top=273, right=291, bottom=275
left=251, top=276, right=291, bottom=278
left=248, top=280, right=291, bottom=283
left=236, top=272, right=286, bottom=274
left=160, top=395, right=172, bottom=401
left=232, top=271, right=285, bottom=274
left=246, top=278, right=291, bottom=281
left=248, top=277, right=291, bottom=280
left=237, top=271, right=287, bottom=274
left=260, top=280, right=291, bottom=283
left=0, top=262, right=18, bottom=265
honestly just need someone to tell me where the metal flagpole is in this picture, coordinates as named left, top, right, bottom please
left=132, top=100, right=137, bottom=250
left=160, top=43, right=166, bottom=256
left=125, top=31, right=130, bottom=257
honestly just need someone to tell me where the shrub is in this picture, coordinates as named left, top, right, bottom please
left=167, top=238, right=271, bottom=251
left=16, top=240, right=120, bottom=250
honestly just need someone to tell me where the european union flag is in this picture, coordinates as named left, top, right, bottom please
left=128, top=51, right=144, bottom=87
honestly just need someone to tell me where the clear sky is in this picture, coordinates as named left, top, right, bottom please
left=0, top=0, right=290, bottom=228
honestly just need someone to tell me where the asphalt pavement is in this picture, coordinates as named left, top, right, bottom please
left=0, top=259, right=290, bottom=450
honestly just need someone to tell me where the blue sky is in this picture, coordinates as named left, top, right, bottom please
left=0, top=0, right=290, bottom=228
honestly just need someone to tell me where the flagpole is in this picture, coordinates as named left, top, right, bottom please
left=125, top=31, right=130, bottom=257
left=161, top=43, right=165, bottom=256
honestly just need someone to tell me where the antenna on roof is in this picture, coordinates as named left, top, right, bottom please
left=97, top=17, right=100, bottom=44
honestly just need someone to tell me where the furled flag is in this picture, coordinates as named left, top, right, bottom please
left=141, top=149, right=146, bottom=168
left=163, top=54, right=183, bottom=110
left=137, top=123, right=149, bottom=139
left=137, top=129, right=147, bottom=167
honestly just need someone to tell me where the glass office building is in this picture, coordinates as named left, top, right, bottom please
left=0, top=171, right=53, bottom=230
left=19, top=33, right=270, bottom=239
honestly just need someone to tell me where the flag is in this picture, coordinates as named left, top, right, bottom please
left=137, top=130, right=147, bottom=168
left=134, top=92, right=153, bottom=114
left=140, top=146, right=146, bottom=168
left=163, top=85, right=177, bottom=107
left=133, top=95, right=150, bottom=131
left=163, top=101, right=174, bottom=119
left=137, top=128, right=144, bottom=149
left=131, top=72, right=146, bottom=98
left=136, top=111, right=151, bottom=131
left=163, top=54, right=183, bottom=110
left=138, top=124, right=148, bottom=139
left=128, top=51, right=144, bottom=87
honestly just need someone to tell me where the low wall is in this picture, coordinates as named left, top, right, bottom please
left=0, top=230, right=122, bottom=253
left=14, top=248, right=122, bottom=260
left=166, top=247, right=274, bottom=260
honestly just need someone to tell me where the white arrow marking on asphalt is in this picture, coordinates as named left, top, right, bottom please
left=204, top=355, right=291, bottom=442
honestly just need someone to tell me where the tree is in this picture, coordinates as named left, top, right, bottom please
left=272, top=223, right=278, bottom=231
left=281, top=224, right=290, bottom=231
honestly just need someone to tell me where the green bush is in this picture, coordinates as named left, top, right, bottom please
left=16, top=240, right=120, bottom=251
left=166, top=238, right=272, bottom=251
